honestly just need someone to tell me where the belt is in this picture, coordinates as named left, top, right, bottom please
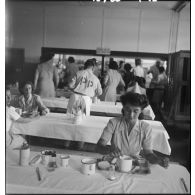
left=73, top=91, right=87, bottom=96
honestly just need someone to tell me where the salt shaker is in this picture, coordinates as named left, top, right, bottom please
left=19, top=142, right=30, bottom=166
left=108, top=164, right=116, bottom=181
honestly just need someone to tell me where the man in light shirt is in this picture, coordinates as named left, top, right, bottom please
left=67, top=59, right=102, bottom=116
left=6, top=86, right=39, bottom=149
left=66, top=59, right=102, bottom=150
left=133, top=58, right=145, bottom=79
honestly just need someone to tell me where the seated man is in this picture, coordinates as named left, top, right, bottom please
left=6, top=86, right=40, bottom=149
left=96, top=92, right=169, bottom=168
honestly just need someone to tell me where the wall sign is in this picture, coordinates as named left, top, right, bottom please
left=96, top=47, right=111, bottom=55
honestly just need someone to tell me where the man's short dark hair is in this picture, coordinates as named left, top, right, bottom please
left=68, top=56, right=75, bottom=63
left=109, top=61, right=118, bottom=70
left=124, top=63, right=132, bottom=72
left=84, top=59, right=94, bottom=69
left=40, top=53, right=54, bottom=63
left=159, top=66, right=165, bottom=73
left=135, top=58, right=141, bottom=66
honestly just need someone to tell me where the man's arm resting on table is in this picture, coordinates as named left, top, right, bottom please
left=144, top=149, right=169, bottom=168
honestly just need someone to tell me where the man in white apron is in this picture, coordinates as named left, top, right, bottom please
left=67, top=59, right=102, bottom=117
left=66, top=59, right=102, bottom=149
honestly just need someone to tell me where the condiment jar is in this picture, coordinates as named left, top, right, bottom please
left=19, top=142, right=30, bottom=166
left=47, top=152, right=57, bottom=171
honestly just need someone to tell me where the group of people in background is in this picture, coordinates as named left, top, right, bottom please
left=7, top=54, right=168, bottom=121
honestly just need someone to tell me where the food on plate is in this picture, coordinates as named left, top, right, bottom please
left=97, top=161, right=111, bottom=170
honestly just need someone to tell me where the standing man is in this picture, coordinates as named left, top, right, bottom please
left=147, top=60, right=161, bottom=102
left=67, top=59, right=102, bottom=116
left=66, top=59, right=102, bottom=150
left=133, top=58, right=145, bottom=79
left=149, top=60, right=161, bottom=88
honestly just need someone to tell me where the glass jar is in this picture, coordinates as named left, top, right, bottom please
left=47, top=152, right=57, bottom=171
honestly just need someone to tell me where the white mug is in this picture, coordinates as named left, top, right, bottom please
left=118, top=155, right=133, bottom=172
left=81, top=158, right=97, bottom=175
left=19, top=147, right=30, bottom=166
left=60, top=155, right=70, bottom=167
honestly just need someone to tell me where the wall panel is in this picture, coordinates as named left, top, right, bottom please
left=45, top=5, right=103, bottom=49
left=6, top=1, right=190, bottom=62
left=176, top=6, right=190, bottom=51
left=6, top=2, right=44, bottom=62
left=139, top=9, right=172, bottom=53
left=103, top=8, right=139, bottom=51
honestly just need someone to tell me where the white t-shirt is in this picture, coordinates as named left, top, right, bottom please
left=6, top=106, right=20, bottom=132
left=133, top=66, right=145, bottom=78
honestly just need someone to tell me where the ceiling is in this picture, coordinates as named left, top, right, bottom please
left=78, top=1, right=179, bottom=9
left=7, top=0, right=190, bottom=11
left=56, top=1, right=190, bottom=10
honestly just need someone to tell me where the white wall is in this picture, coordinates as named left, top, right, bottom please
left=6, top=2, right=44, bottom=62
left=5, top=1, right=190, bottom=62
left=176, top=5, right=190, bottom=51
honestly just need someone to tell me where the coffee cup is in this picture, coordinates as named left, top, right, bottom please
left=118, top=155, right=133, bottom=172
left=60, top=155, right=70, bottom=167
left=81, top=158, right=97, bottom=175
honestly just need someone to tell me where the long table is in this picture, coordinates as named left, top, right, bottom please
left=42, top=97, right=155, bottom=119
left=12, top=113, right=171, bottom=155
left=6, top=149, right=190, bottom=194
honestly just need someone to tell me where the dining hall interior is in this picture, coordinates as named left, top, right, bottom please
left=5, top=0, right=191, bottom=194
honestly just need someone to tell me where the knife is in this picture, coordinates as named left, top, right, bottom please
left=36, top=167, right=42, bottom=181
left=180, top=177, right=188, bottom=193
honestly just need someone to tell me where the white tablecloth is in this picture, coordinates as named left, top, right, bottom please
left=42, top=97, right=155, bottom=119
left=12, top=113, right=171, bottom=155
left=6, top=149, right=190, bottom=194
